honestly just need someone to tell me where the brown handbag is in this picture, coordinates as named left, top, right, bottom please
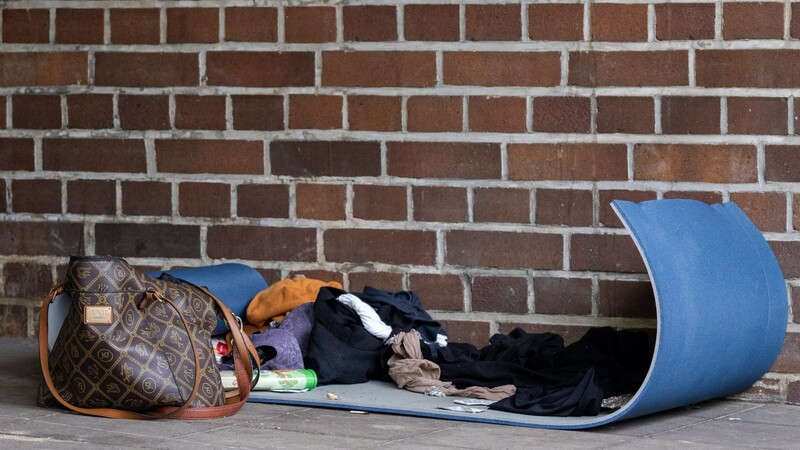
left=38, top=256, right=260, bottom=419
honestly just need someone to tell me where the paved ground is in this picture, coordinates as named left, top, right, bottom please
left=4, top=336, right=799, bottom=449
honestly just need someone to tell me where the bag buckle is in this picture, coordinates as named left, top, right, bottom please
left=140, top=290, right=165, bottom=309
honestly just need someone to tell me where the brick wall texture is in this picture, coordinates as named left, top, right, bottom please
left=1, top=0, right=800, bottom=404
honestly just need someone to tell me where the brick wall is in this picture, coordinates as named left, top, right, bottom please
left=1, top=0, right=799, bottom=403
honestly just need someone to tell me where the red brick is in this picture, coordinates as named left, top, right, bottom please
left=661, top=96, right=720, bottom=134
left=388, top=142, right=501, bottom=179
left=655, top=4, right=715, bottom=40
left=508, top=144, right=628, bottom=181
left=533, top=96, right=590, bottom=133
left=407, top=96, right=462, bottom=132
left=175, top=95, right=226, bottom=130
left=325, top=229, right=436, bottom=266
left=771, top=241, right=800, bottom=278
left=444, top=52, right=560, bottom=87
left=271, top=141, right=380, bottom=177
left=569, top=51, right=688, bottom=87
left=237, top=184, right=289, bottom=219
left=599, top=190, right=658, bottom=228
left=472, top=276, right=528, bottom=314
left=724, top=2, right=783, bottom=40
left=67, top=94, right=113, bottom=129
left=225, top=7, right=277, bottom=42
left=571, top=233, right=646, bottom=273
left=56, top=9, right=103, bottom=44
left=43, top=138, right=146, bottom=173
left=528, top=4, right=583, bottom=41
left=771, top=332, right=800, bottom=373
left=598, top=279, right=656, bottom=318
left=473, top=188, right=530, bottom=224
left=12, top=94, right=61, bottom=130
left=404, top=4, right=459, bottom=41
left=0, top=53, right=87, bottom=87
left=0, top=222, right=83, bottom=256
left=289, top=95, right=342, bottom=130
left=95, top=53, right=198, bottom=87
left=634, top=144, right=757, bottom=183
left=296, top=183, right=346, bottom=220
left=795, top=195, right=800, bottom=231
left=0, top=180, right=5, bottom=212
left=413, top=186, right=467, bottom=223
left=662, top=190, right=723, bottom=203
left=788, top=380, right=800, bottom=404
left=792, top=285, right=800, bottom=324
left=207, top=52, right=314, bottom=87
left=727, top=97, right=787, bottom=135
left=208, top=226, right=316, bottom=262
left=289, top=271, right=344, bottom=286
left=592, top=4, right=647, bottom=42
left=179, top=182, right=230, bottom=218
left=66, top=180, right=115, bottom=215
left=469, top=96, right=526, bottom=133
left=466, top=4, right=521, bottom=41
left=157, top=140, right=263, bottom=175
left=3, top=262, right=52, bottom=298
left=353, top=185, right=407, bottom=221
left=0, top=96, right=5, bottom=128
left=439, top=320, right=491, bottom=347
left=324, top=51, right=436, bottom=87
left=794, top=4, right=800, bottom=38
left=0, top=305, right=28, bottom=336
left=110, top=9, right=160, bottom=44
left=697, top=50, right=800, bottom=88
left=12, top=179, right=61, bottom=214
left=536, top=189, right=593, bottom=226
left=2, top=9, right=49, bottom=43
left=447, top=230, right=563, bottom=270
left=96, top=224, right=200, bottom=258
left=0, top=138, right=34, bottom=171
left=343, top=6, right=397, bottom=42
left=167, top=8, right=218, bottom=43
left=596, top=97, right=654, bottom=134
left=122, top=181, right=172, bottom=216
left=408, top=274, right=464, bottom=311
left=348, top=96, right=401, bottom=131
left=534, top=277, right=592, bottom=315
left=119, top=95, right=169, bottom=130
left=285, top=7, right=335, bottom=43
left=766, top=145, right=800, bottom=182
left=232, top=95, right=283, bottom=131
left=256, top=269, right=282, bottom=286
left=729, top=192, right=786, bottom=232
left=796, top=98, right=800, bottom=135
left=348, top=272, right=403, bottom=292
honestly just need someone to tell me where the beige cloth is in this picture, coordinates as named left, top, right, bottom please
left=387, top=330, right=516, bottom=401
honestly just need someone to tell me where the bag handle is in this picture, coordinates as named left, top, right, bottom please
left=157, top=285, right=260, bottom=419
left=38, top=286, right=203, bottom=420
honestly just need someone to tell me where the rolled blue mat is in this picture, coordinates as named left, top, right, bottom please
left=249, top=200, right=788, bottom=429
left=145, top=263, right=268, bottom=335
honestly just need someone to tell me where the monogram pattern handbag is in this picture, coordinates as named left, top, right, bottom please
left=38, top=256, right=260, bottom=419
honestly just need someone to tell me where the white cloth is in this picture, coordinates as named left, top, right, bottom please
left=336, top=294, right=394, bottom=344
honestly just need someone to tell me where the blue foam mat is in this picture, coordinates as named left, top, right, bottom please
left=249, top=200, right=788, bottom=429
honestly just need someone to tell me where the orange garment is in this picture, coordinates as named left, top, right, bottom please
left=246, top=277, right=342, bottom=327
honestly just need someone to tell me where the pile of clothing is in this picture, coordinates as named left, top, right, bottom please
left=220, top=277, right=651, bottom=417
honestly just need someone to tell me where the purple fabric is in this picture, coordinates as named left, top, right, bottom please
left=249, top=328, right=304, bottom=370
left=279, top=302, right=315, bottom=355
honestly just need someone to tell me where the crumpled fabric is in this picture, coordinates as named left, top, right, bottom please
left=336, top=294, right=393, bottom=343
left=387, top=330, right=515, bottom=401
left=246, top=277, right=342, bottom=327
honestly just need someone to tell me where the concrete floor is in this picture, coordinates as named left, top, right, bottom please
left=5, top=336, right=799, bottom=449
